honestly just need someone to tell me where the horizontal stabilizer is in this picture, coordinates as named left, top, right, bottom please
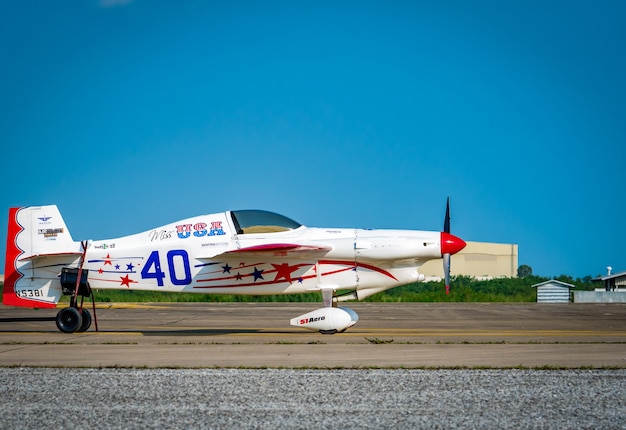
left=18, top=252, right=84, bottom=262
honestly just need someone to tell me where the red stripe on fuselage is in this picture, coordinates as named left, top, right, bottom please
left=192, top=260, right=396, bottom=290
left=318, top=260, right=398, bottom=281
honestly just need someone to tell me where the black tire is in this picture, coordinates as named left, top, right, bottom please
left=76, top=309, right=92, bottom=333
left=56, top=307, right=83, bottom=333
left=319, top=329, right=337, bottom=335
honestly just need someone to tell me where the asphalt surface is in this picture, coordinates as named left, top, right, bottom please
left=0, top=302, right=625, bottom=368
left=1, top=303, right=625, bottom=429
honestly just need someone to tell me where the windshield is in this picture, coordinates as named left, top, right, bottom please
left=230, top=210, right=302, bottom=234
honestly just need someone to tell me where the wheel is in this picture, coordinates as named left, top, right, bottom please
left=76, top=308, right=92, bottom=332
left=55, top=307, right=83, bottom=333
left=319, top=329, right=337, bottom=335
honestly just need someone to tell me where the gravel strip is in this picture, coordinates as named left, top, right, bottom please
left=1, top=368, right=624, bottom=429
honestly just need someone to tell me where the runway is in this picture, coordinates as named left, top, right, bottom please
left=1, top=302, right=625, bottom=368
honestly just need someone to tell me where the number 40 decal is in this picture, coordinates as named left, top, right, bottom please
left=141, top=250, right=192, bottom=286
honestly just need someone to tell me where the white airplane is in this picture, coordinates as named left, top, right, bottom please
left=3, top=200, right=466, bottom=334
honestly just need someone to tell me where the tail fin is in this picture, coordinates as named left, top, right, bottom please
left=3, top=205, right=82, bottom=308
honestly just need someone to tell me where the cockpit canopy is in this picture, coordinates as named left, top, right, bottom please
left=230, top=210, right=302, bottom=234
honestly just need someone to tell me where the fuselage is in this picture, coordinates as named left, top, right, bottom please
left=82, top=210, right=446, bottom=300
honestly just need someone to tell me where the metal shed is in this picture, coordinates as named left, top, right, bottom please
left=532, top=280, right=575, bottom=303
left=591, top=270, right=626, bottom=291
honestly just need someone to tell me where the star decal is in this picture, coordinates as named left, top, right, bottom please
left=127, top=263, right=135, bottom=271
left=104, top=254, right=112, bottom=266
left=272, top=263, right=301, bottom=283
left=252, top=267, right=264, bottom=281
left=120, top=274, right=137, bottom=288
left=235, top=272, right=243, bottom=281
left=115, top=264, right=120, bottom=270
left=98, top=268, right=104, bottom=274
left=222, top=263, right=232, bottom=274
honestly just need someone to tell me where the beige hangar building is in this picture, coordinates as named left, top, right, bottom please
left=420, top=241, right=519, bottom=281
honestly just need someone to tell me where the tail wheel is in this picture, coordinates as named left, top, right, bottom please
left=55, top=307, right=83, bottom=333
left=76, top=309, right=92, bottom=333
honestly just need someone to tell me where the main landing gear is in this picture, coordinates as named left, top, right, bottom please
left=56, top=266, right=98, bottom=334
left=56, top=306, right=92, bottom=333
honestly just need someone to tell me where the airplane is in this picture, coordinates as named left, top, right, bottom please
left=2, top=200, right=466, bottom=334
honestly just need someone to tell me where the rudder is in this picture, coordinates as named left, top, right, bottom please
left=3, top=205, right=82, bottom=308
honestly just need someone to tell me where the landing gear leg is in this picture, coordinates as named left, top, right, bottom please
left=56, top=241, right=99, bottom=334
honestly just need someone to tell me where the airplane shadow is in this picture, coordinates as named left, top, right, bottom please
left=0, top=320, right=298, bottom=336
left=136, top=328, right=264, bottom=336
left=128, top=328, right=298, bottom=336
left=0, top=317, right=56, bottom=323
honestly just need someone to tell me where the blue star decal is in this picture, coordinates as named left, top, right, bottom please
left=222, top=263, right=232, bottom=274
left=127, top=263, right=135, bottom=271
left=115, top=264, right=120, bottom=270
left=252, top=267, right=264, bottom=281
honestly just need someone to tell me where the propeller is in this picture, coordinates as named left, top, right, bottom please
left=443, top=198, right=452, bottom=295
left=440, top=197, right=466, bottom=295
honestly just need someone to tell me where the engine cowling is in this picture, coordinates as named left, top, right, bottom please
left=290, top=307, right=359, bottom=334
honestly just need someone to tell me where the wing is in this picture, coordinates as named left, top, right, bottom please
left=204, top=243, right=332, bottom=259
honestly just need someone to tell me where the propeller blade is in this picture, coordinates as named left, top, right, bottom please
left=443, top=197, right=450, bottom=234
left=443, top=252, right=451, bottom=295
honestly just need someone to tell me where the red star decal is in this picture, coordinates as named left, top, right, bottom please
left=120, top=274, right=137, bottom=288
left=272, top=263, right=301, bottom=283
left=98, top=268, right=104, bottom=274
left=104, top=253, right=112, bottom=266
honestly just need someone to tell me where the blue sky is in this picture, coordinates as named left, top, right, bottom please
left=1, top=1, right=625, bottom=279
